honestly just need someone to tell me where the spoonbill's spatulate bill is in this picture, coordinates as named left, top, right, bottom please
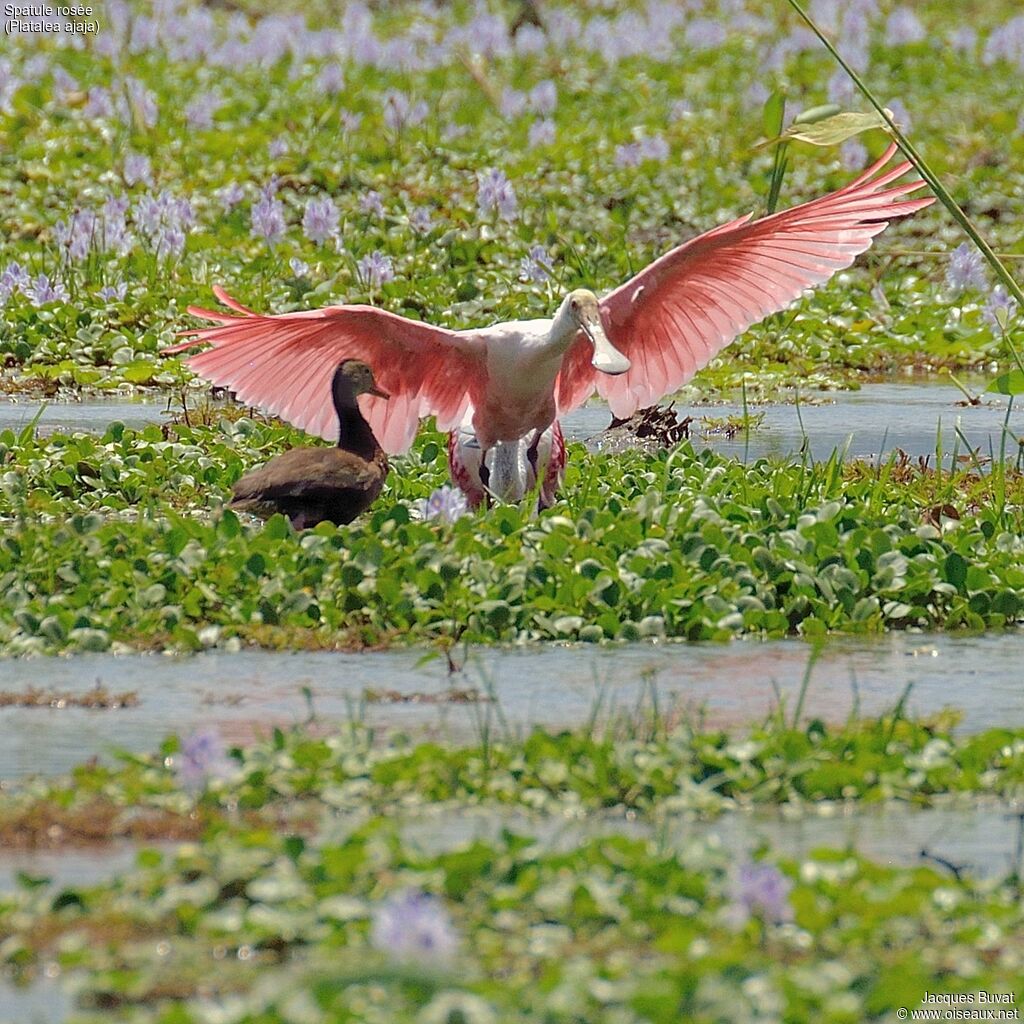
left=229, top=359, right=389, bottom=529
left=165, top=144, right=933, bottom=467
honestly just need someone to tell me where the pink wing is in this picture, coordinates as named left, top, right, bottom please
left=555, top=144, right=935, bottom=418
left=163, top=287, right=486, bottom=454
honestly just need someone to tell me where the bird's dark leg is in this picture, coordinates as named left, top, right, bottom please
left=526, top=429, right=543, bottom=477
left=478, top=447, right=493, bottom=508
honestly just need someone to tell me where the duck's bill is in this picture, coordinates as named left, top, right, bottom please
left=585, top=322, right=631, bottom=376
left=369, top=384, right=390, bottom=399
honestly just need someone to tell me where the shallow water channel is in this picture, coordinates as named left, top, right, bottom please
left=3, top=380, right=1021, bottom=464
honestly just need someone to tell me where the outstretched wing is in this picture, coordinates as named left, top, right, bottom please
left=555, top=143, right=934, bottom=418
left=164, top=287, right=486, bottom=454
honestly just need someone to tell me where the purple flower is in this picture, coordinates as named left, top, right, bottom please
left=638, top=135, right=670, bottom=162
left=289, top=257, right=310, bottom=278
left=685, top=18, right=726, bottom=51
left=359, top=191, right=385, bottom=218
left=0, top=60, right=23, bottom=115
left=100, top=196, right=133, bottom=256
left=885, top=7, right=925, bottom=46
left=808, top=0, right=840, bottom=33
left=175, top=728, right=233, bottom=793
left=268, top=134, right=290, bottom=159
left=727, top=860, right=794, bottom=926
left=408, top=206, right=435, bottom=233
left=476, top=168, right=518, bottom=222
left=55, top=210, right=97, bottom=262
left=528, top=80, right=557, bottom=115
left=124, top=76, right=158, bottom=128
left=614, top=142, right=642, bottom=169
left=251, top=186, right=287, bottom=247
left=946, top=243, right=989, bottom=295
left=670, top=99, right=693, bottom=121
left=887, top=98, right=912, bottom=133
left=123, top=151, right=152, bottom=188
left=0, top=261, right=30, bottom=303
left=519, top=245, right=552, bottom=284
left=983, top=16, right=1024, bottom=68
left=499, top=88, right=527, bottom=119
left=370, top=889, right=459, bottom=962
left=217, top=183, right=245, bottom=211
left=184, top=90, right=222, bottom=130
left=340, top=110, right=363, bottom=134
left=134, top=191, right=193, bottom=260
left=51, top=66, right=79, bottom=103
left=357, top=250, right=394, bottom=289
left=983, top=286, right=1018, bottom=331
left=528, top=119, right=556, bottom=148
left=98, top=281, right=128, bottom=302
left=316, top=63, right=345, bottom=95
left=948, top=27, right=977, bottom=57
left=84, top=86, right=115, bottom=119
left=383, top=90, right=427, bottom=132
left=25, top=273, right=68, bottom=307
left=302, top=195, right=339, bottom=245
left=418, top=485, right=469, bottom=524
left=838, top=139, right=867, bottom=171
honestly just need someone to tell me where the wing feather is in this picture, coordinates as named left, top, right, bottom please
left=165, top=294, right=485, bottom=453
left=557, top=143, right=934, bottom=417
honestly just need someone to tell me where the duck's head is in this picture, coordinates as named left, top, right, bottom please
left=334, top=360, right=390, bottom=403
left=561, top=289, right=631, bottom=376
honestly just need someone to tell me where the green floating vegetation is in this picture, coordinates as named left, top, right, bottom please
left=3, top=714, right=1024, bottom=1021
left=2, top=420, right=1024, bottom=653
left=4, top=712, right=1024, bottom=845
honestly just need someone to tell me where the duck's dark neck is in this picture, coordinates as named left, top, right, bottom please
left=336, top=404, right=379, bottom=461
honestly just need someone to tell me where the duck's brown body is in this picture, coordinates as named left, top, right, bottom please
left=229, top=360, right=389, bottom=530
left=230, top=446, right=388, bottom=529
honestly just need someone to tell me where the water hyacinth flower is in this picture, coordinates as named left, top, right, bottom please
left=134, top=191, right=193, bottom=260
left=268, top=135, right=290, bottom=159
left=727, top=860, right=794, bottom=926
left=948, top=27, right=977, bottom=58
left=55, top=210, right=97, bottom=263
left=339, top=110, right=363, bottom=134
left=357, top=250, right=394, bottom=289
left=685, top=18, right=727, bottom=51
left=528, top=119, right=556, bottom=148
left=383, top=90, right=428, bottom=132
left=83, top=85, right=115, bottom=119
left=124, top=76, right=158, bottom=128
left=302, top=195, right=339, bottom=245
left=359, top=191, right=385, bottom=218
left=476, top=168, right=518, bottom=222
left=519, top=244, right=553, bottom=283
left=945, top=243, right=989, bottom=295
left=217, top=182, right=245, bottom=212
left=614, top=142, right=642, bottom=169
left=316, top=63, right=345, bottom=95
left=408, top=206, right=435, bottom=233
left=885, top=7, right=925, bottom=46
left=370, top=889, right=459, bottom=962
left=123, top=151, right=153, bottom=188
left=982, top=15, right=1024, bottom=68
left=251, top=183, right=287, bottom=247
left=886, top=98, right=912, bottom=133
left=98, top=281, right=128, bottom=302
left=417, top=485, right=469, bottom=524
left=839, top=138, right=868, bottom=171
left=983, top=286, right=1018, bottom=330
left=184, top=90, right=222, bottom=130
left=100, top=196, right=133, bottom=256
left=499, top=87, right=527, bottom=119
left=0, top=261, right=30, bottom=303
left=25, top=273, right=68, bottom=307
left=528, top=79, right=557, bottom=115
left=175, top=728, right=234, bottom=793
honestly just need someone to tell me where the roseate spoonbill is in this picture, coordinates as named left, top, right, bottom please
left=229, top=360, right=389, bottom=529
left=448, top=414, right=565, bottom=509
left=165, top=144, right=932, bottom=488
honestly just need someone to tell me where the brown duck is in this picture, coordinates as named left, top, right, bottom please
left=230, top=360, right=389, bottom=529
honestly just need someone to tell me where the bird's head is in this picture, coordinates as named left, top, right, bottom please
left=563, top=289, right=631, bottom=376
left=335, top=360, right=390, bottom=402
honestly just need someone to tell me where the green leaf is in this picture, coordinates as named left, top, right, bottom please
left=986, top=369, right=1024, bottom=395
left=762, top=109, right=893, bottom=149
